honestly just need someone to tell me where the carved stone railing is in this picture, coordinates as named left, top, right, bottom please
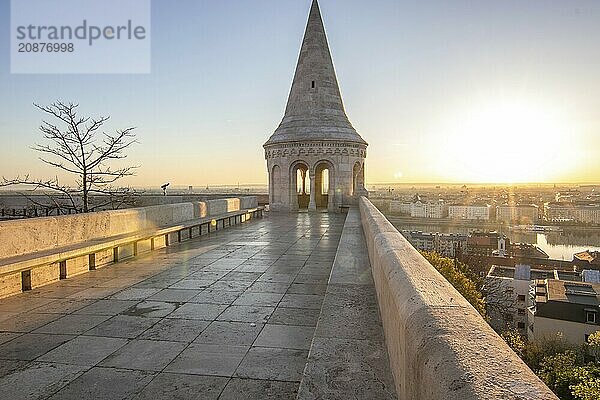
left=0, top=197, right=261, bottom=298
left=359, top=197, right=557, bottom=400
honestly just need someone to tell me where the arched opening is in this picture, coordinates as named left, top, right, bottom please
left=291, top=162, right=310, bottom=210
left=321, top=169, right=329, bottom=195
left=315, top=161, right=334, bottom=209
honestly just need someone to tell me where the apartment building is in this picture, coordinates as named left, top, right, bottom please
left=528, top=279, right=600, bottom=345
left=448, top=204, right=492, bottom=221
left=497, top=204, right=539, bottom=224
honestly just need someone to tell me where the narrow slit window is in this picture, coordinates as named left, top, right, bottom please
left=311, top=80, right=315, bottom=89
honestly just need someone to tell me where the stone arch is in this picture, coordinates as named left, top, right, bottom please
left=313, top=159, right=336, bottom=210
left=289, top=160, right=310, bottom=210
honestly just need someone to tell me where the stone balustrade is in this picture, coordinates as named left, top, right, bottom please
left=0, top=197, right=259, bottom=298
left=359, top=197, right=558, bottom=400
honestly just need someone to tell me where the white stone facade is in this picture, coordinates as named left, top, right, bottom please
left=410, top=201, right=447, bottom=219
left=485, top=265, right=535, bottom=335
left=448, top=205, right=491, bottom=220
left=546, top=202, right=600, bottom=224
left=497, top=204, right=539, bottom=223
left=402, top=230, right=467, bottom=257
left=389, top=201, right=412, bottom=215
left=266, top=142, right=367, bottom=211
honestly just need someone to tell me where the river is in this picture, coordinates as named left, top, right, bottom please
left=389, top=219, right=600, bottom=261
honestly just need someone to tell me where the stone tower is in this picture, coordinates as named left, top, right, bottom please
left=264, top=0, right=368, bottom=212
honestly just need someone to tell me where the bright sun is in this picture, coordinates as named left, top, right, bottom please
left=438, top=100, right=576, bottom=183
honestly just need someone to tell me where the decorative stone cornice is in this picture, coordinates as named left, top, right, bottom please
left=264, top=141, right=367, bottom=160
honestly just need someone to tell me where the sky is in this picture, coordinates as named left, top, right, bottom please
left=1, top=0, right=600, bottom=188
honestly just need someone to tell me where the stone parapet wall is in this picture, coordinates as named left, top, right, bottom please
left=359, top=197, right=557, bottom=400
left=0, top=197, right=257, bottom=259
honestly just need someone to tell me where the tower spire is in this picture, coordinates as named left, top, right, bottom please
left=265, top=0, right=366, bottom=145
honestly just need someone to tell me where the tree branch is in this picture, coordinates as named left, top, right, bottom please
left=5, top=101, right=140, bottom=214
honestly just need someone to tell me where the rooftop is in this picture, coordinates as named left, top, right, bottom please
left=574, top=250, right=600, bottom=264
left=264, top=0, right=366, bottom=146
left=545, top=279, right=600, bottom=304
left=498, top=204, right=538, bottom=209
left=488, top=265, right=556, bottom=280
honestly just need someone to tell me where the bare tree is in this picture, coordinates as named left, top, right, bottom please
left=483, top=277, right=518, bottom=332
left=1, top=101, right=139, bottom=213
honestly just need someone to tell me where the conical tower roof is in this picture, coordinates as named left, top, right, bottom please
left=265, top=0, right=366, bottom=146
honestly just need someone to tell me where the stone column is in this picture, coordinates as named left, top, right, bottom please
left=269, top=183, right=274, bottom=207
left=355, top=163, right=369, bottom=198
left=301, top=170, right=307, bottom=195
left=290, top=170, right=299, bottom=211
left=327, top=171, right=336, bottom=211
left=308, top=172, right=316, bottom=211
left=327, top=187, right=335, bottom=211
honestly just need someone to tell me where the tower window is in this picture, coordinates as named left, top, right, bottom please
left=311, top=80, right=315, bottom=89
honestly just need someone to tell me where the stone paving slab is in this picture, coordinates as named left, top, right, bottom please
left=46, top=367, right=155, bottom=400
left=0, top=333, right=75, bottom=361
left=219, top=378, right=299, bottom=400
left=0, top=212, right=345, bottom=399
left=38, top=336, right=128, bottom=366
left=34, top=314, right=112, bottom=335
left=165, top=343, right=250, bottom=376
left=0, top=359, right=28, bottom=379
left=0, top=312, right=64, bottom=333
left=138, top=318, right=210, bottom=343
left=0, top=362, right=88, bottom=400
left=235, top=347, right=309, bottom=381
left=254, top=324, right=315, bottom=350
left=268, top=307, right=321, bottom=327
left=132, top=372, right=228, bottom=400
left=99, top=339, right=187, bottom=371
left=195, top=321, right=264, bottom=346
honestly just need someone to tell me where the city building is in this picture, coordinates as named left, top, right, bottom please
left=511, top=243, right=549, bottom=259
left=402, top=231, right=467, bottom=258
left=497, top=204, right=539, bottom=224
left=487, top=266, right=600, bottom=337
left=389, top=201, right=412, bottom=215
left=573, top=250, right=600, bottom=269
left=485, top=265, right=554, bottom=334
left=545, top=202, right=600, bottom=224
left=410, top=200, right=447, bottom=219
left=528, top=279, right=600, bottom=345
left=448, top=204, right=492, bottom=220
left=388, top=198, right=447, bottom=219
left=264, top=0, right=367, bottom=211
left=582, top=270, right=600, bottom=283
left=577, top=204, right=600, bottom=224
left=545, top=202, right=575, bottom=221
left=466, top=232, right=510, bottom=256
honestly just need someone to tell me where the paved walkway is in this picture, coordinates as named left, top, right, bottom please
left=0, top=213, right=344, bottom=399
left=298, top=208, right=396, bottom=399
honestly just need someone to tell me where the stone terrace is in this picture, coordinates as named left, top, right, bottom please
left=0, top=212, right=393, bottom=399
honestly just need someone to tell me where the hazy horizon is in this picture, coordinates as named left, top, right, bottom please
left=2, top=0, right=600, bottom=187
left=2, top=181, right=599, bottom=194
